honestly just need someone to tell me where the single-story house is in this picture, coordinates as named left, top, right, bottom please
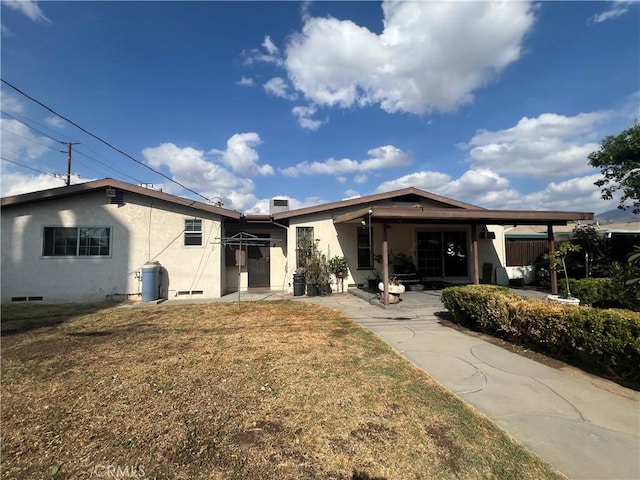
left=1, top=178, right=594, bottom=303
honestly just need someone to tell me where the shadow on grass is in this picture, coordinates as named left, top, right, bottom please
left=0, top=301, right=126, bottom=336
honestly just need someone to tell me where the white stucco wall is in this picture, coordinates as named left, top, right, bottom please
left=1, top=191, right=225, bottom=303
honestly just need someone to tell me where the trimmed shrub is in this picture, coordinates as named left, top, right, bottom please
left=559, top=278, right=612, bottom=306
left=441, top=285, right=518, bottom=333
left=441, top=286, right=640, bottom=384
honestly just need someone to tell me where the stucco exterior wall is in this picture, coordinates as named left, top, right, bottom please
left=1, top=191, right=225, bottom=303
left=284, top=212, right=507, bottom=290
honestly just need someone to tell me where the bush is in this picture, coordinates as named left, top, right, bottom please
left=559, top=278, right=612, bottom=306
left=441, top=285, right=518, bottom=333
left=441, top=286, right=640, bottom=384
left=609, top=263, right=640, bottom=311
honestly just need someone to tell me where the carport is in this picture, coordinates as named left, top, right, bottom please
left=334, top=206, right=594, bottom=305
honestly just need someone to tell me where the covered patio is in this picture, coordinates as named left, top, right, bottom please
left=334, top=205, right=593, bottom=305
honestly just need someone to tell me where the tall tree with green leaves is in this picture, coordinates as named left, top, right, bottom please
left=588, top=122, right=640, bottom=214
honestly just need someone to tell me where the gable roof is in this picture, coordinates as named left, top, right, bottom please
left=272, top=187, right=484, bottom=220
left=0, top=178, right=243, bottom=219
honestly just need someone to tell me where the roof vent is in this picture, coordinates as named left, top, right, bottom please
left=270, top=198, right=289, bottom=215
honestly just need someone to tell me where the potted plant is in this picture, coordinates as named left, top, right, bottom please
left=367, top=269, right=382, bottom=290
left=316, top=254, right=332, bottom=295
left=378, top=276, right=405, bottom=295
left=328, top=256, right=349, bottom=279
left=390, top=251, right=417, bottom=274
left=304, top=254, right=322, bottom=296
left=544, top=242, right=581, bottom=305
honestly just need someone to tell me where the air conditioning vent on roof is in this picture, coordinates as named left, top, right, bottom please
left=270, top=198, right=289, bottom=215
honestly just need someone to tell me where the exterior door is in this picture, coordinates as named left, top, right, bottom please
left=248, top=235, right=270, bottom=288
left=417, top=231, right=468, bottom=278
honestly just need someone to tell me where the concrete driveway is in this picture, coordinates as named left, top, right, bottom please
left=297, top=290, right=640, bottom=480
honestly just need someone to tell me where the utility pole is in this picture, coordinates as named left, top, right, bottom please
left=65, top=142, right=80, bottom=186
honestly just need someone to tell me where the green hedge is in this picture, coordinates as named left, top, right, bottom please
left=558, top=278, right=611, bottom=306
left=441, top=285, right=640, bottom=383
left=558, top=276, right=639, bottom=311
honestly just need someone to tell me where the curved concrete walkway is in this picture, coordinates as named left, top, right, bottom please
left=295, top=291, right=640, bottom=480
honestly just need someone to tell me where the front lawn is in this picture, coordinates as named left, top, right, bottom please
left=1, top=301, right=564, bottom=479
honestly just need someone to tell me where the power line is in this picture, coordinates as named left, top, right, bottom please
left=2, top=109, right=143, bottom=184
left=0, top=127, right=58, bottom=150
left=74, top=148, right=143, bottom=184
left=0, top=109, right=65, bottom=144
left=1, top=156, right=66, bottom=181
left=1, top=78, right=213, bottom=204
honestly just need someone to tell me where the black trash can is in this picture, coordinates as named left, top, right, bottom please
left=293, top=273, right=306, bottom=296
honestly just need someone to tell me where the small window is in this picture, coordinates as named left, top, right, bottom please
left=296, top=226, right=314, bottom=268
left=184, top=219, right=202, bottom=246
left=43, top=227, right=111, bottom=257
left=357, top=226, right=373, bottom=268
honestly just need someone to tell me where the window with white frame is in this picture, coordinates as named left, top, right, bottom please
left=42, top=227, right=111, bottom=257
left=184, top=219, right=203, bottom=246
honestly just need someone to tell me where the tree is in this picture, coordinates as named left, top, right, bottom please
left=588, top=122, right=640, bottom=214
left=544, top=242, right=581, bottom=299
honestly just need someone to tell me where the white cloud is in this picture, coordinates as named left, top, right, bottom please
left=274, top=1, right=534, bottom=115
left=142, top=142, right=260, bottom=211
left=1, top=91, right=24, bottom=114
left=0, top=118, right=54, bottom=160
left=336, top=176, right=347, bottom=184
left=237, top=76, right=255, bottom=87
left=1, top=24, right=12, bottom=36
left=343, top=190, right=361, bottom=200
left=376, top=171, right=453, bottom=193
left=264, top=77, right=297, bottom=100
left=44, top=115, right=66, bottom=129
left=353, top=174, right=367, bottom=184
left=375, top=167, right=608, bottom=213
left=2, top=0, right=50, bottom=23
left=589, top=1, right=635, bottom=24
left=281, top=145, right=411, bottom=177
left=209, top=132, right=274, bottom=177
left=0, top=171, right=83, bottom=197
left=262, top=35, right=279, bottom=56
left=292, top=105, right=323, bottom=131
left=465, top=112, right=609, bottom=179
left=242, top=35, right=283, bottom=66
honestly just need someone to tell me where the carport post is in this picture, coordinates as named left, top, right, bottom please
left=382, top=223, right=389, bottom=306
left=547, top=224, right=558, bottom=295
left=471, top=224, right=479, bottom=285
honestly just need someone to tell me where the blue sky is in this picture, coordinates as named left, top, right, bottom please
left=1, top=1, right=638, bottom=215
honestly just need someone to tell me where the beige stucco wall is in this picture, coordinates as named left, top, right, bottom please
left=285, top=210, right=508, bottom=290
left=1, top=191, right=225, bottom=303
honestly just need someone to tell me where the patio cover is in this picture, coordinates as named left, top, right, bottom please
left=334, top=205, right=594, bottom=302
left=333, top=206, right=594, bottom=225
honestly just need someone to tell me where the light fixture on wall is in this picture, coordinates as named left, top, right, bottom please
left=480, top=226, right=496, bottom=239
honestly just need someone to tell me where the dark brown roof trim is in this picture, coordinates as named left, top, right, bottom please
left=334, top=206, right=594, bottom=225
left=1, top=178, right=243, bottom=219
left=272, top=187, right=484, bottom=220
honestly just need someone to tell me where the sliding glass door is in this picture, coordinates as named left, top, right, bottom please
left=417, top=231, right=468, bottom=278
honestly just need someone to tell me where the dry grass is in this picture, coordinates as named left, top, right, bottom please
left=1, top=301, right=565, bottom=479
